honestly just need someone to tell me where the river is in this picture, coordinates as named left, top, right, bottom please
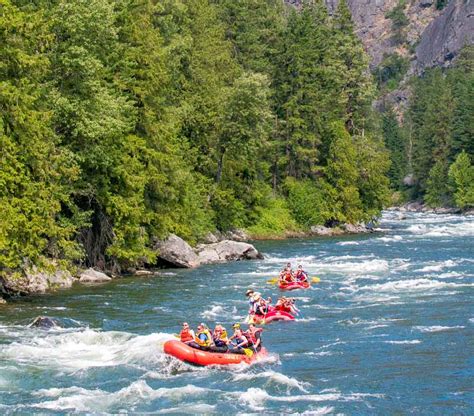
left=1, top=211, right=473, bottom=414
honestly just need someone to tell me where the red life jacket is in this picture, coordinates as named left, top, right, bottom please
left=244, top=330, right=257, bottom=345
left=284, top=271, right=293, bottom=282
left=180, top=328, right=194, bottom=343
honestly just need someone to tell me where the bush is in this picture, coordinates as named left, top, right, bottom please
left=284, top=178, right=339, bottom=227
left=246, top=197, right=300, bottom=238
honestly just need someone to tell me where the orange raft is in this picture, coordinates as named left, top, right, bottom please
left=278, top=281, right=310, bottom=290
left=164, top=340, right=267, bottom=366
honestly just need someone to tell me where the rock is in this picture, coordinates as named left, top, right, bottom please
left=196, top=240, right=263, bottom=265
left=29, top=316, right=59, bottom=329
left=155, top=234, right=200, bottom=268
left=404, top=201, right=425, bottom=212
left=341, top=223, right=371, bottom=234
left=419, top=0, right=434, bottom=8
left=416, top=0, right=474, bottom=71
left=310, top=226, right=334, bottom=236
left=0, top=267, right=75, bottom=296
left=202, top=232, right=219, bottom=244
left=0, top=298, right=6, bottom=305
left=222, top=229, right=250, bottom=242
left=434, top=207, right=461, bottom=214
left=134, top=269, right=154, bottom=277
left=403, top=174, right=416, bottom=187
left=464, top=209, right=474, bottom=216
left=79, top=268, right=112, bottom=283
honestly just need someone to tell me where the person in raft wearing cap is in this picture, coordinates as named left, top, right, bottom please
left=279, top=262, right=295, bottom=284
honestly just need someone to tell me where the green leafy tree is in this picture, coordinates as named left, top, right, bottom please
left=448, top=151, right=474, bottom=208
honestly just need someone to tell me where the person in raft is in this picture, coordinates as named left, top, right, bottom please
left=294, top=264, right=308, bottom=282
left=279, top=262, right=294, bottom=283
left=275, top=296, right=298, bottom=314
left=182, top=322, right=214, bottom=350
left=227, top=323, right=249, bottom=354
left=244, top=323, right=263, bottom=352
left=179, top=322, right=196, bottom=345
left=211, top=324, right=229, bottom=352
left=252, top=292, right=271, bottom=316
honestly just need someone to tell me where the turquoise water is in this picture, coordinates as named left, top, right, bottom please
left=1, top=211, right=473, bottom=414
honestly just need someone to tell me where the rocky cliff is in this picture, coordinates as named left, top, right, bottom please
left=285, top=0, right=473, bottom=72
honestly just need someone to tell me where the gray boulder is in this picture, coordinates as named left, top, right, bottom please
left=29, top=316, right=59, bottom=329
left=341, top=223, right=371, bottom=234
left=79, top=268, right=112, bottom=283
left=0, top=298, right=6, bottom=305
left=0, top=267, right=74, bottom=295
left=196, top=240, right=263, bottom=265
left=155, top=234, right=200, bottom=268
left=310, top=226, right=335, bottom=236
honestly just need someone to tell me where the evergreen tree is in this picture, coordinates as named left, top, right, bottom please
left=448, top=151, right=474, bottom=209
left=382, top=108, right=406, bottom=187
left=0, top=0, right=79, bottom=269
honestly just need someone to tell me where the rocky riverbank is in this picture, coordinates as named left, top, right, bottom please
left=388, top=202, right=474, bottom=215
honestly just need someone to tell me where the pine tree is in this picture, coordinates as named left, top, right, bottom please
left=448, top=151, right=474, bottom=209
left=382, top=108, right=406, bottom=187
left=0, top=0, right=79, bottom=269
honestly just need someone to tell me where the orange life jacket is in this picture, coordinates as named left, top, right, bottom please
left=180, top=328, right=194, bottom=343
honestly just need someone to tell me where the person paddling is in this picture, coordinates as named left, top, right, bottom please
left=245, top=323, right=263, bottom=352
left=193, top=323, right=214, bottom=350
left=211, top=324, right=229, bottom=352
left=295, top=264, right=308, bottom=282
left=279, top=263, right=294, bottom=284
left=227, top=323, right=249, bottom=354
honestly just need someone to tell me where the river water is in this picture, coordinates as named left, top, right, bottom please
left=0, top=211, right=473, bottom=414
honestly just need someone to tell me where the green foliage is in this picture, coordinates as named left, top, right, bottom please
left=385, top=0, right=408, bottom=44
left=246, top=197, right=300, bottom=239
left=382, top=108, right=406, bottom=187
left=448, top=152, right=474, bottom=209
left=374, top=53, right=410, bottom=90
left=436, top=0, right=448, bottom=10
left=425, top=160, right=451, bottom=207
left=1, top=0, right=392, bottom=272
left=285, top=178, right=340, bottom=227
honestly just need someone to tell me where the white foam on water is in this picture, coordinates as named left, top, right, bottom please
left=469, top=318, right=474, bottom=324
left=155, top=404, right=216, bottom=414
left=233, top=387, right=384, bottom=411
left=357, top=278, right=474, bottom=293
left=337, top=241, right=359, bottom=246
left=264, top=255, right=317, bottom=264
left=377, top=235, right=403, bottom=243
left=384, top=340, right=421, bottom=345
left=300, top=406, right=335, bottom=415
left=414, top=326, right=465, bottom=333
left=406, top=220, right=474, bottom=238
left=315, top=259, right=389, bottom=275
left=417, top=260, right=458, bottom=273
left=0, top=329, right=174, bottom=371
left=32, top=381, right=214, bottom=412
left=232, top=370, right=310, bottom=392
left=436, top=271, right=464, bottom=279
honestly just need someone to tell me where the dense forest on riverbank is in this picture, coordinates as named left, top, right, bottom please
left=1, top=0, right=393, bottom=272
left=381, top=45, right=474, bottom=208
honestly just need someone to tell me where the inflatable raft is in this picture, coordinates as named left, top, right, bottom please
left=278, top=281, right=310, bottom=290
left=164, top=340, right=267, bottom=366
left=249, top=308, right=295, bottom=324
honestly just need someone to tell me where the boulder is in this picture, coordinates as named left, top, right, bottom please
left=310, top=226, right=334, bottom=236
left=0, top=298, right=6, bottom=305
left=155, top=234, right=200, bottom=268
left=29, top=316, right=59, bottom=329
left=434, top=207, right=461, bottom=214
left=202, top=232, right=219, bottom=244
left=79, top=268, right=112, bottom=283
left=341, top=223, right=371, bottom=234
left=0, top=267, right=75, bottom=296
left=222, top=229, right=249, bottom=242
left=196, top=240, right=263, bottom=265
left=134, top=269, right=154, bottom=277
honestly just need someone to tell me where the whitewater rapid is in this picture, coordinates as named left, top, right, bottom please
left=1, top=211, right=473, bottom=414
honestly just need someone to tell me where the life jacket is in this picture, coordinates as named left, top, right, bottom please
left=284, top=271, right=293, bottom=282
left=296, top=270, right=307, bottom=281
left=195, top=328, right=212, bottom=347
left=244, top=330, right=257, bottom=345
left=180, top=328, right=194, bottom=343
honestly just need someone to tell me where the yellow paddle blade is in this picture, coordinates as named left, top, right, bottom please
left=243, top=348, right=254, bottom=357
left=267, top=278, right=278, bottom=284
left=311, top=277, right=321, bottom=283
left=173, top=333, right=180, bottom=338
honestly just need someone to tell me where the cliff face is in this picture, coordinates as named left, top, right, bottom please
left=285, top=0, right=473, bottom=72
left=415, top=0, right=474, bottom=71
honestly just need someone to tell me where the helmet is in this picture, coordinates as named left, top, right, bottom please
left=232, top=323, right=241, bottom=329
left=245, top=289, right=254, bottom=297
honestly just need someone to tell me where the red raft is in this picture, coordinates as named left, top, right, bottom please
left=164, top=340, right=267, bottom=366
left=278, top=281, right=310, bottom=291
left=249, top=308, right=295, bottom=324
